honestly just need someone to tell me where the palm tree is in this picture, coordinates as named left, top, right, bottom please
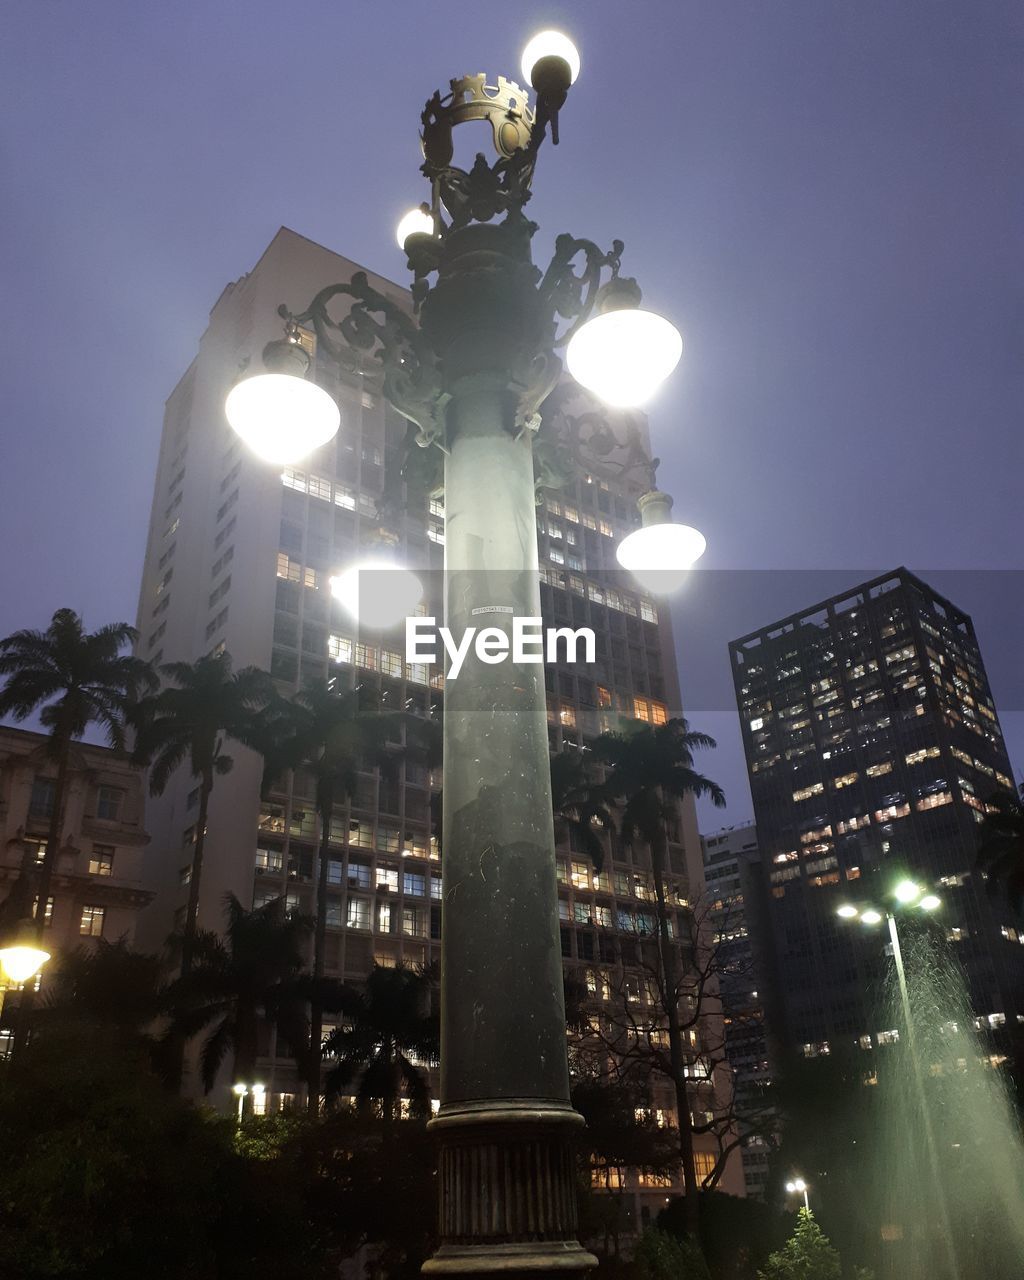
left=976, top=783, right=1024, bottom=910
left=163, top=893, right=315, bottom=1103
left=0, top=609, right=153, bottom=948
left=322, top=963, right=439, bottom=1123
left=550, top=748, right=616, bottom=873
left=260, top=681, right=402, bottom=1114
left=131, top=654, right=271, bottom=979
left=47, top=937, right=166, bottom=1034
left=594, top=717, right=725, bottom=1237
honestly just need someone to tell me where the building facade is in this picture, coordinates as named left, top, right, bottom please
left=135, top=226, right=743, bottom=1202
left=0, top=725, right=152, bottom=1048
left=729, top=568, right=1023, bottom=1060
left=701, top=822, right=775, bottom=1200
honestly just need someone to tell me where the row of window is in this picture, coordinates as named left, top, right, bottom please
left=29, top=778, right=125, bottom=822
left=28, top=897, right=106, bottom=939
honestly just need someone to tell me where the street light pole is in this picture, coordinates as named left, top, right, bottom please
left=226, top=32, right=702, bottom=1274
left=837, top=886, right=959, bottom=1280
left=886, top=912, right=960, bottom=1280
left=423, top=233, right=591, bottom=1275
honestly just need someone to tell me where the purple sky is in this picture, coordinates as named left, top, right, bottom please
left=1, top=2, right=1020, bottom=831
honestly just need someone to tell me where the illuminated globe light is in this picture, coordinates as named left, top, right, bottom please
left=225, top=373, right=340, bottom=465
left=0, top=940, right=50, bottom=985
left=521, top=31, right=581, bottom=89
left=331, top=559, right=424, bottom=629
left=894, top=879, right=923, bottom=905
left=836, top=905, right=859, bottom=920
left=616, top=524, right=706, bottom=594
left=566, top=308, right=682, bottom=409
left=396, top=207, right=434, bottom=249
left=860, top=909, right=883, bottom=926
left=616, top=489, right=706, bottom=595
left=920, top=894, right=941, bottom=912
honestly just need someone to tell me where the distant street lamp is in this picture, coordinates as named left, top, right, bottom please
left=836, top=881, right=960, bottom=1274
left=226, top=31, right=702, bottom=1273
left=785, top=1176, right=810, bottom=1212
left=232, top=1080, right=265, bottom=1126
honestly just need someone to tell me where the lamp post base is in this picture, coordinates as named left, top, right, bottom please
left=423, top=1103, right=597, bottom=1278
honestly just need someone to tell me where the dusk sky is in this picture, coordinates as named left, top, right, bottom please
left=1, top=2, right=1020, bottom=829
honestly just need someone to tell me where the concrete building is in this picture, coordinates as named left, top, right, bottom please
left=701, top=822, right=775, bottom=1200
left=0, top=725, right=152, bottom=1047
left=729, top=568, right=1023, bottom=1060
left=134, top=226, right=743, bottom=1204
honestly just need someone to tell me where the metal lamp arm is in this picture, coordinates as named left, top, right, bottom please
left=539, top=234, right=625, bottom=348
left=280, top=273, right=448, bottom=450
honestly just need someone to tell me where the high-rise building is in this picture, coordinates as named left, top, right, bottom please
left=729, top=568, right=1022, bottom=1059
left=135, top=226, right=743, bottom=1199
left=701, top=822, right=775, bottom=1200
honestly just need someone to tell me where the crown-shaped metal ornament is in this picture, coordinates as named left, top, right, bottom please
left=421, top=73, right=536, bottom=165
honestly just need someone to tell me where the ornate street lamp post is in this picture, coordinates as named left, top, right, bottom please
left=228, top=32, right=704, bottom=1275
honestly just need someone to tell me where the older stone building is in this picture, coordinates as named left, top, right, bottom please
left=0, top=725, right=152, bottom=1046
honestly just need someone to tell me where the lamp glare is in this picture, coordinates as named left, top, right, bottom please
left=331, top=560, right=424, bottom=629
left=836, top=905, right=859, bottom=920
left=920, top=894, right=941, bottom=912
left=225, top=373, right=340, bottom=464
left=860, top=909, right=883, bottom=926
left=615, top=523, right=706, bottom=594
left=396, top=208, right=434, bottom=249
left=521, top=31, right=581, bottom=86
left=566, top=309, right=682, bottom=408
left=894, top=879, right=923, bottom=905
left=0, top=943, right=50, bottom=985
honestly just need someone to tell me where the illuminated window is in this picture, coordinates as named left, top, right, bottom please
left=570, top=861, right=590, bottom=890
left=329, top=634, right=353, bottom=664
left=347, top=898, right=369, bottom=929
left=255, top=847, right=283, bottom=874
left=80, top=905, right=106, bottom=937
left=349, top=821, right=374, bottom=849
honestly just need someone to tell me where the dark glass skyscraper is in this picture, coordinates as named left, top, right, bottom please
left=730, top=568, right=1022, bottom=1056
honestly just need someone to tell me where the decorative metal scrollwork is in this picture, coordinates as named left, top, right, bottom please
left=280, top=273, right=448, bottom=451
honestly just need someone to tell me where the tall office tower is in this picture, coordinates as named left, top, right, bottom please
left=701, top=823, right=775, bottom=1200
left=135, top=226, right=742, bottom=1199
left=729, top=568, right=1022, bottom=1059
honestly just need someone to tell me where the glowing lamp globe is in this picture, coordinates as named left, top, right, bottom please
left=616, top=490, right=705, bottom=594
left=0, top=940, right=50, bottom=985
left=860, top=909, right=883, bottom=926
left=521, top=31, right=581, bottom=91
left=920, top=894, right=941, bottom=912
left=225, top=373, right=340, bottom=465
left=836, top=905, right=859, bottom=920
left=894, top=879, right=922, bottom=905
left=567, top=308, right=682, bottom=409
left=617, top=524, right=706, bottom=594
left=396, top=207, right=434, bottom=249
left=331, top=559, right=424, bottom=630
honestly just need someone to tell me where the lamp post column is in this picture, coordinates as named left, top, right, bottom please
left=421, top=224, right=595, bottom=1276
